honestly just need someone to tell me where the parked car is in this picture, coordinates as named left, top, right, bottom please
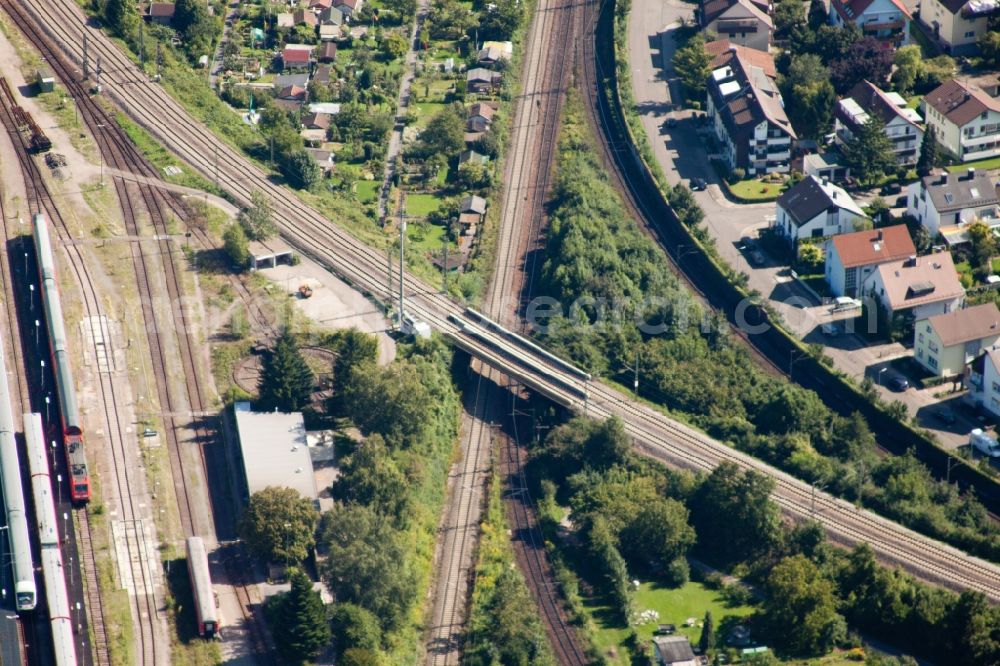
left=880, top=182, right=902, bottom=195
left=690, top=177, right=707, bottom=191
left=821, top=322, right=839, bottom=336
left=933, top=409, right=957, bottom=425
left=750, top=249, right=765, bottom=266
left=887, top=374, right=909, bottom=392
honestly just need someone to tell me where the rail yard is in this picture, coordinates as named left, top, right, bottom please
left=1, top=0, right=1000, bottom=664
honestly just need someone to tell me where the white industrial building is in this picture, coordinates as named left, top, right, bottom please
left=233, top=402, right=318, bottom=503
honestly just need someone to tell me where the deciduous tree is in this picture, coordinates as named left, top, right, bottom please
left=283, top=149, right=322, bottom=190
left=319, top=502, right=417, bottom=630
left=240, top=190, right=277, bottom=241
left=239, top=487, right=318, bottom=565
left=331, top=435, right=410, bottom=523
left=672, top=34, right=712, bottom=102
left=762, top=555, right=845, bottom=655
left=781, top=54, right=836, bottom=139
left=104, top=0, right=139, bottom=40
left=830, top=37, right=893, bottom=93
left=223, top=222, right=250, bottom=270
left=330, top=603, right=382, bottom=655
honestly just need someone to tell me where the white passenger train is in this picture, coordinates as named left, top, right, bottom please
left=25, top=412, right=77, bottom=665
left=0, top=331, right=36, bottom=611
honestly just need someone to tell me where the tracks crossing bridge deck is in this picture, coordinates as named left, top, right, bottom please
left=11, top=0, right=1000, bottom=605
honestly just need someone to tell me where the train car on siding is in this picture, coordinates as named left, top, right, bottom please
left=186, top=536, right=220, bottom=637
left=32, top=213, right=90, bottom=503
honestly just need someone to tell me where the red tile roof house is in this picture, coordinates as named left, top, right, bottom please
left=281, top=46, right=313, bottom=71
left=824, top=224, right=916, bottom=297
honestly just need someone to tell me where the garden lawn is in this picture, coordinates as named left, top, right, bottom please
left=355, top=179, right=381, bottom=204
left=727, top=179, right=783, bottom=202
left=948, top=157, right=1000, bottom=172
left=407, top=221, right=458, bottom=254
left=412, top=101, right=448, bottom=129
left=404, top=193, right=443, bottom=217
left=584, top=581, right=754, bottom=664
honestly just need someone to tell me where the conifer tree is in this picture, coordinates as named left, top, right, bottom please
left=258, top=329, right=314, bottom=412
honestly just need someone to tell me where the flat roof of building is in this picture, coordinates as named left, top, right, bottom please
left=233, top=402, right=317, bottom=501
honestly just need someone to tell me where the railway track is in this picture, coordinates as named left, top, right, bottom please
left=0, top=6, right=276, bottom=660
left=0, top=73, right=158, bottom=664
left=17, top=0, right=1000, bottom=603
left=425, top=0, right=586, bottom=659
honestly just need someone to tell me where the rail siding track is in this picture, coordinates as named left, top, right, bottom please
left=0, top=4, right=277, bottom=660
left=0, top=74, right=157, bottom=664
left=20, top=0, right=1000, bottom=603
left=0, top=75, right=108, bottom=666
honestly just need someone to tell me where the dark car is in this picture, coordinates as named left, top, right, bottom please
left=881, top=182, right=902, bottom=195
left=887, top=374, right=910, bottom=392
left=690, top=177, right=707, bottom=191
left=933, top=409, right=957, bottom=425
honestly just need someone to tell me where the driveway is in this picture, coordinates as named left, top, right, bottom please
left=626, top=0, right=970, bottom=445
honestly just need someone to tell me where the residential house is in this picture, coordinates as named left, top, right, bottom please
left=335, top=0, right=362, bottom=17
left=147, top=2, right=175, bottom=25
left=834, top=80, right=924, bottom=164
left=829, top=0, right=910, bottom=48
left=466, top=102, right=495, bottom=137
left=275, top=84, right=308, bottom=113
left=319, top=24, right=339, bottom=41
left=281, top=46, right=313, bottom=71
left=478, top=45, right=507, bottom=65
left=966, top=347, right=1000, bottom=416
left=467, top=68, right=502, bottom=94
left=802, top=152, right=852, bottom=183
left=905, top=168, right=1000, bottom=237
left=277, top=85, right=308, bottom=102
left=319, top=6, right=344, bottom=25
left=705, top=46, right=797, bottom=175
left=306, top=148, right=336, bottom=173
left=460, top=195, right=487, bottom=216
left=276, top=12, right=295, bottom=29
left=861, top=252, right=965, bottom=320
left=309, top=0, right=334, bottom=10
left=698, top=0, right=773, bottom=52
left=302, top=112, right=331, bottom=131
left=308, top=102, right=342, bottom=115
left=923, top=79, right=1000, bottom=162
left=825, top=224, right=916, bottom=297
left=652, top=635, right=698, bottom=666
left=918, top=0, right=992, bottom=54
left=482, top=40, right=513, bottom=59
left=274, top=73, right=310, bottom=90
left=458, top=150, right=489, bottom=167
left=318, top=42, right=338, bottom=63
left=314, top=64, right=333, bottom=86
left=293, top=8, right=318, bottom=26
left=773, top=175, right=868, bottom=244
left=915, top=302, right=1000, bottom=375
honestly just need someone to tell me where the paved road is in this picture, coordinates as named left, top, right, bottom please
left=625, top=0, right=973, bottom=449
left=377, top=0, right=431, bottom=221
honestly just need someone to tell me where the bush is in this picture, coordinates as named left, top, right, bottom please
left=665, top=557, right=690, bottom=586
left=721, top=582, right=754, bottom=606
left=728, top=167, right=746, bottom=184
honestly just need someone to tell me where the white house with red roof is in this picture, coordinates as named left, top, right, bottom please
left=281, top=45, right=313, bottom=71
left=829, top=0, right=911, bottom=48
left=825, top=224, right=916, bottom=297
left=922, top=79, right=1000, bottom=162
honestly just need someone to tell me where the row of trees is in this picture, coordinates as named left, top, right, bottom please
left=238, top=332, right=460, bottom=662
left=533, top=417, right=1000, bottom=663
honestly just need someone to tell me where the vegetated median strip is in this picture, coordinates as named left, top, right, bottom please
left=605, top=0, right=1000, bottom=525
